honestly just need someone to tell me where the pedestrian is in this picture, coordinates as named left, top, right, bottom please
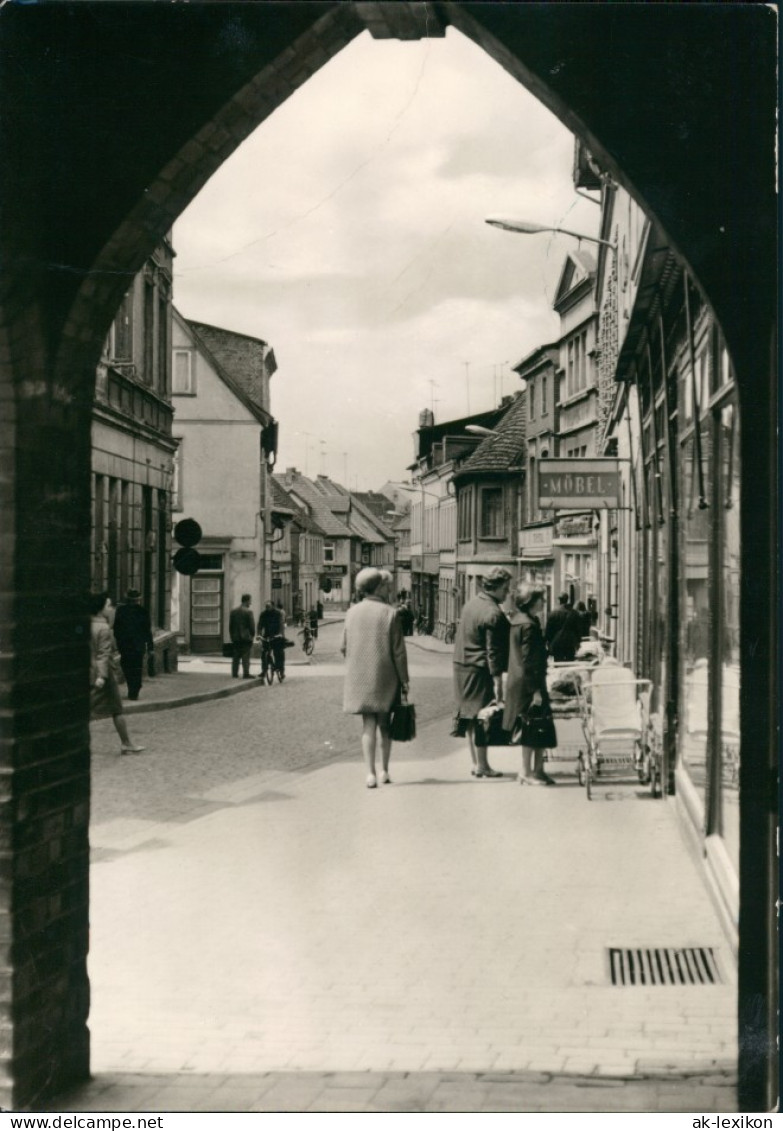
left=341, top=567, right=409, bottom=789
left=228, top=593, right=256, bottom=678
left=544, top=592, right=581, bottom=663
left=89, top=591, right=145, bottom=754
left=258, top=600, right=286, bottom=678
left=574, top=600, right=592, bottom=643
left=316, top=599, right=324, bottom=621
left=397, top=597, right=414, bottom=637
left=307, top=606, right=319, bottom=639
left=451, top=566, right=512, bottom=778
left=276, top=600, right=287, bottom=629
left=504, top=582, right=557, bottom=785
left=112, top=586, right=154, bottom=701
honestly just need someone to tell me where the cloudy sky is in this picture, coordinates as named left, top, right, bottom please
left=173, top=26, right=598, bottom=489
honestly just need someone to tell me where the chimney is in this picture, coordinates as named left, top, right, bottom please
left=284, top=467, right=297, bottom=488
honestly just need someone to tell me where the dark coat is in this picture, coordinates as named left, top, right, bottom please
left=229, top=605, right=256, bottom=643
left=452, top=591, right=509, bottom=676
left=544, top=604, right=581, bottom=661
left=503, top=611, right=551, bottom=731
left=113, top=602, right=153, bottom=656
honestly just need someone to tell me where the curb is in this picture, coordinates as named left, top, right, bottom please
left=125, top=676, right=267, bottom=715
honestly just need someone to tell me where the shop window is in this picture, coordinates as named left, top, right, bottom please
left=680, top=425, right=711, bottom=806
left=479, top=487, right=504, bottom=538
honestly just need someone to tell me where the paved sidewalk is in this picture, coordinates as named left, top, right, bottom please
left=47, top=1068, right=736, bottom=1113
left=73, top=708, right=738, bottom=1113
left=407, top=633, right=454, bottom=655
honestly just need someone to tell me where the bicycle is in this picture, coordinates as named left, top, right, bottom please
left=443, top=621, right=457, bottom=645
left=414, top=611, right=428, bottom=635
left=259, top=635, right=285, bottom=683
left=298, top=623, right=315, bottom=656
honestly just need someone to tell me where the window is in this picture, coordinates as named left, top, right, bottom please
left=457, top=488, right=473, bottom=542
left=157, top=291, right=169, bottom=395
left=171, top=445, right=182, bottom=511
left=541, top=375, right=548, bottom=414
left=111, top=290, right=133, bottom=360
left=173, top=350, right=194, bottom=394
left=480, top=486, right=504, bottom=538
left=324, top=543, right=335, bottom=563
left=529, top=380, right=535, bottom=419
left=143, top=277, right=155, bottom=386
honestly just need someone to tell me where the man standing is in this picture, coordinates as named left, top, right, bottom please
left=229, top=594, right=256, bottom=678
left=113, top=587, right=154, bottom=701
left=544, top=592, right=581, bottom=662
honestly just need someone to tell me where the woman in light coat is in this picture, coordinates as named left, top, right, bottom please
left=341, top=568, right=409, bottom=788
left=89, top=591, right=145, bottom=755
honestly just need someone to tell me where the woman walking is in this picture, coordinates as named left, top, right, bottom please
left=89, top=591, right=145, bottom=755
left=504, top=582, right=557, bottom=785
left=452, top=567, right=512, bottom=778
left=341, top=568, right=410, bottom=789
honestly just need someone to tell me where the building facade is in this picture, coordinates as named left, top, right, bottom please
left=170, top=313, right=276, bottom=652
left=92, top=241, right=179, bottom=671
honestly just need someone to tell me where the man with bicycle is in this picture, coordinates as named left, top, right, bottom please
left=257, top=600, right=286, bottom=681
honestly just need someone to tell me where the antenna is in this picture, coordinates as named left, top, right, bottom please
left=319, top=440, right=327, bottom=476
left=428, top=379, right=439, bottom=417
left=464, top=361, right=471, bottom=413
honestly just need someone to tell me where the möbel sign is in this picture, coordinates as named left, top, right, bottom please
left=538, top=459, right=620, bottom=509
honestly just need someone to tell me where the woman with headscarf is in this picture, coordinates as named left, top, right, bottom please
left=504, top=582, right=557, bottom=785
left=451, top=566, right=512, bottom=778
left=341, top=568, right=410, bottom=789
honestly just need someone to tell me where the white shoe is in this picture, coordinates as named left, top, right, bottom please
left=366, top=774, right=377, bottom=789
left=380, top=770, right=391, bottom=785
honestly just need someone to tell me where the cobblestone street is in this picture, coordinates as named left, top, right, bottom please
left=80, top=624, right=739, bottom=1113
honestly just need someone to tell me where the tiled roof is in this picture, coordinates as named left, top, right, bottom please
left=275, top=472, right=353, bottom=538
left=269, top=477, right=326, bottom=537
left=454, top=391, right=527, bottom=477
left=187, top=320, right=275, bottom=413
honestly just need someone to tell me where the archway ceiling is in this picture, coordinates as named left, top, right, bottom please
left=1, top=1, right=775, bottom=375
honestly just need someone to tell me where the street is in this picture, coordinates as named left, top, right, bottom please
left=82, top=621, right=737, bottom=1112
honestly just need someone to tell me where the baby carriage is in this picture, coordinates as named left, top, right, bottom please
left=576, top=663, right=653, bottom=799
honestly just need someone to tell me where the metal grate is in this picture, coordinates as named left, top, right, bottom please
left=608, top=947, right=723, bottom=986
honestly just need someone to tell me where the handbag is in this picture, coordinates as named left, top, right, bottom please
left=389, top=691, right=416, bottom=742
left=512, top=703, right=558, bottom=748
left=474, top=703, right=512, bottom=747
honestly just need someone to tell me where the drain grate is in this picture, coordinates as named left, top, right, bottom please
left=608, top=947, right=722, bottom=986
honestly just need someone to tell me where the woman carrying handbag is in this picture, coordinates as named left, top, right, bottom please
left=341, top=568, right=410, bottom=789
left=503, top=582, right=558, bottom=786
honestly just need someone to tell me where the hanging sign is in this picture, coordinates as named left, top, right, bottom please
left=538, top=459, right=621, bottom=509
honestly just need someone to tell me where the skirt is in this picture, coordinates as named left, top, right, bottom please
left=90, top=674, right=124, bottom=720
left=453, top=663, right=494, bottom=720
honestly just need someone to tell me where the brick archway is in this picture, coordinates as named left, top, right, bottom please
left=0, top=2, right=775, bottom=1110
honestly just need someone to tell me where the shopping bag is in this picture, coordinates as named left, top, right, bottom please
left=474, top=703, right=512, bottom=747
left=390, top=693, right=416, bottom=742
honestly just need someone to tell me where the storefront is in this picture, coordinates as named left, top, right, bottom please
left=517, top=523, right=555, bottom=613
left=611, top=262, right=740, bottom=947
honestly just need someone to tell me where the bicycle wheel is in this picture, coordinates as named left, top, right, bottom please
left=304, top=637, right=314, bottom=656
left=276, top=664, right=285, bottom=683
left=264, top=658, right=274, bottom=685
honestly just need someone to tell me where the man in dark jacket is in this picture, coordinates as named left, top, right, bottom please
left=113, top=587, right=154, bottom=700
left=544, top=592, right=581, bottom=662
left=257, top=600, right=286, bottom=678
left=229, top=593, right=256, bottom=678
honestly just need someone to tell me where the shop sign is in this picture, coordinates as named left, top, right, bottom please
left=518, top=525, right=554, bottom=558
left=322, top=565, right=347, bottom=577
left=538, top=459, right=620, bottom=509
left=271, top=577, right=282, bottom=589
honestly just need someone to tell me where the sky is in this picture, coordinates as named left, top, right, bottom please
left=173, top=26, right=599, bottom=490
